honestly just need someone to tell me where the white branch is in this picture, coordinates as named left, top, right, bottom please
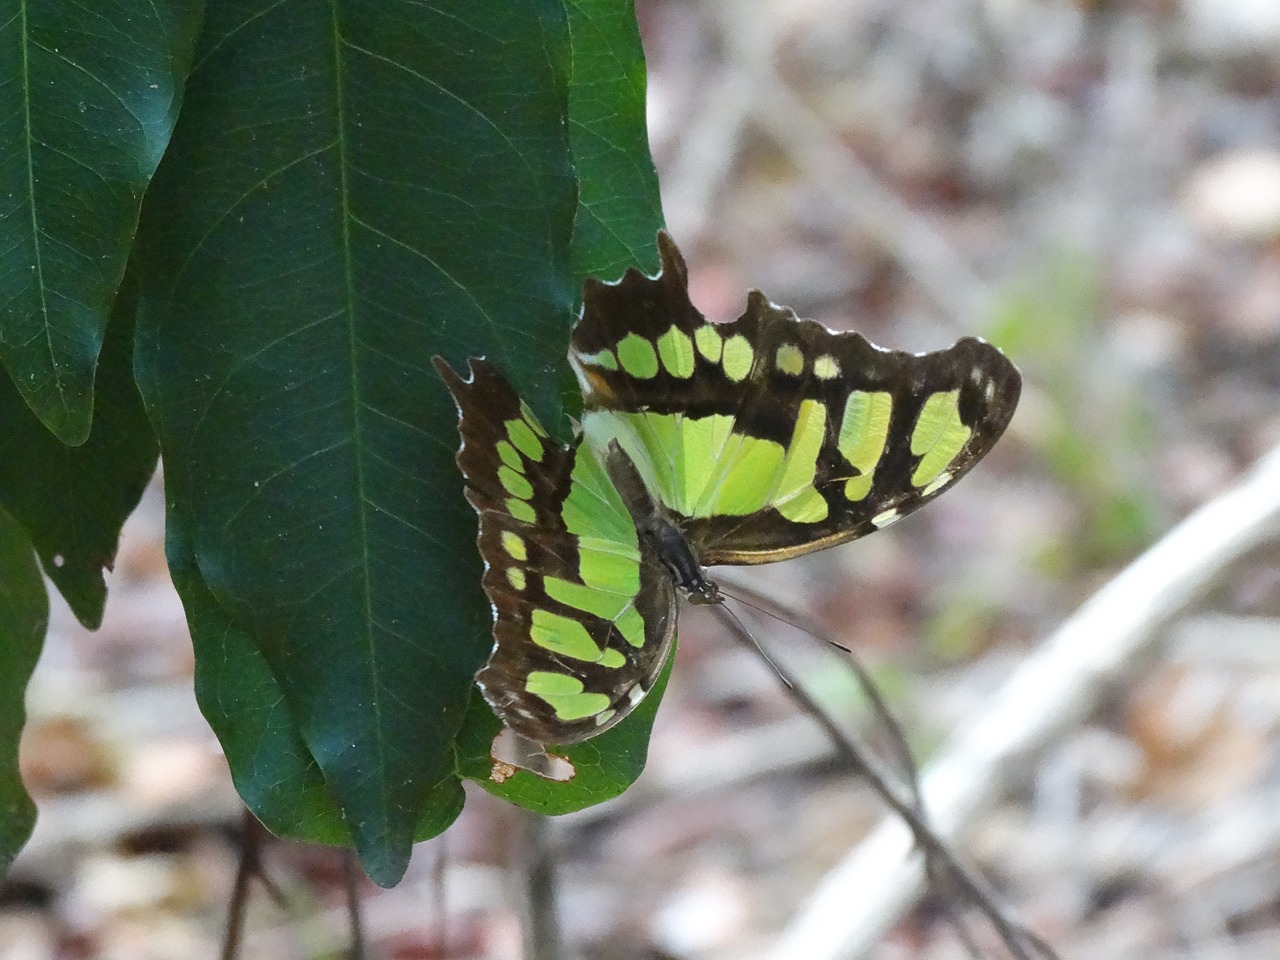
left=770, top=443, right=1280, bottom=960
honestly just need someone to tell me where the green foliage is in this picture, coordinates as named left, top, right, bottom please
left=0, top=1, right=664, bottom=885
left=0, top=271, right=158, bottom=628
left=0, top=0, right=203, bottom=443
left=0, top=512, right=48, bottom=876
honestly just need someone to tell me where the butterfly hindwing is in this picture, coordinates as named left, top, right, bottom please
left=569, top=233, right=1022, bottom=565
left=434, top=358, right=677, bottom=745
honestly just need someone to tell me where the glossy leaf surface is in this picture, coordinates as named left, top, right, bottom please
left=134, top=1, right=662, bottom=884
left=0, top=0, right=202, bottom=442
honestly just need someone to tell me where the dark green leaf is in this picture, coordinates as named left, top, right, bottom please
left=0, top=1, right=203, bottom=443
left=134, top=2, right=583, bottom=886
left=0, top=512, right=49, bottom=877
left=0, top=269, right=159, bottom=628
left=565, top=0, right=664, bottom=284
left=451, top=0, right=669, bottom=812
left=173, top=527, right=350, bottom=846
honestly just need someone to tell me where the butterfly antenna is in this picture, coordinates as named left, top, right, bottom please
left=717, top=600, right=793, bottom=690
left=716, top=581, right=923, bottom=813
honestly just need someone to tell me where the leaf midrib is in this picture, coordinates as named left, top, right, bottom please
left=328, top=2, right=388, bottom=805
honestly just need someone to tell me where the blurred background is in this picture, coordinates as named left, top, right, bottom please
left=6, top=0, right=1280, bottom=957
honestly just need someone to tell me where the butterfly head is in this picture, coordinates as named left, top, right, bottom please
left=684, top=578, right=724, bottom=606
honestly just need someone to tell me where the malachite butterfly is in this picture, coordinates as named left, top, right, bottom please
left=435, top=232, right=1021, bottom=746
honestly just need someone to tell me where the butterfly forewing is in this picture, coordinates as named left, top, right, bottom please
left=434, top=358, right=677, bottom=745
left=569, top=233, right=1022, bottom=565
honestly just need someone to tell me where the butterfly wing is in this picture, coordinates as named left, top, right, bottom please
left=570, top=232, right=1021, bottom=565
left=434, top=358, right=677, bottom=745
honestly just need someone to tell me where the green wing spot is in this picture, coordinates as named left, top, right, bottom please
left=845, top=474, right=874, bottom=501
left=775, top=400, right=826, bottom=503
left=507, top=568, right=527, bottom=591
left=577, top=539, right=642, bottom=595
left=531, top=609, right=607, bottom=662
left=657, top=327, right=696, bottom=378
left=497, top=440, right=522, bottom=471
left=501, top=531, right=528, bottom=560
left=518, top=402, right=549, bottom=436
left=507, top=498, right=536, bottom=523
left=837, top=390, right=892, bottom=500
left=676, top=413, right=736, bottom=514
left=616, top=606, right=646, bottom=647
left=777, top=487, right=828, bottom=523
left=605, top=407, right=763, bottom=517
left=911, top=390, right=971, bottom=487
left=774, top=400, right=830, bottom=523
left=499, top=466, right=534, bottom=500
left=775, top=343, right=805, bottom=376
left=507, top=419, right=544, bottom=462
left=694, top=324, right=723, bottom=363
left=814, top=355, right=841, bottom=379
left=546, top=575, right=630, bottom=621
left=722, top=335, right=754, bottom=382
left=707, top=434, right=784, bottom=515
left=628, top=411, right=682, bottom=508
left=526, top=671, right=581, bottom=695
left=526, top=672, right=613, bottom=721
left=562, top=445, right=636, bottom=547
left=617, top=333, right=660, bottom=379
left=579, top=349, right=619, bottom=371
left=598, top=648, right=627, bottom=669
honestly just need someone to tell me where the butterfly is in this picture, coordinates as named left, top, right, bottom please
left=435, top=232, right=1020, bottom=746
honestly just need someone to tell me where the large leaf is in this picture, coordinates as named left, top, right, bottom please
left=0, top=512, right=49, bottom=878
left=0, top=1, right=203, bottom=443
left=463, top=0, right=669, bottom=809
left=564, top=0, right=664, bottom=282
left=178, top=518, right=468, bottom=846
left=174, top=532, right=349, bottom=846
left=0, top=269, right=159, bottom=628
left=134, top=1, right=586, bottom=886
left=133, top=1, right=664, bottom=883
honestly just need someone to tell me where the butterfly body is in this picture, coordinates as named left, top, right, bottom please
left=436, top=233, right=1020, bottom=746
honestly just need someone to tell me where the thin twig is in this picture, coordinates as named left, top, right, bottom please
left=221, top=810, right=283, bottom=960
left=711, top=605, right=1057, bottom=960
left=342, top=849, right=367, bottom=960
left=769, top=444, right=1280, bottom=959
left=220, top=812, right=257, bottom=960
left=432, top=836, right=450, bottom=959
left=521, top=809, right=563, bottom=960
